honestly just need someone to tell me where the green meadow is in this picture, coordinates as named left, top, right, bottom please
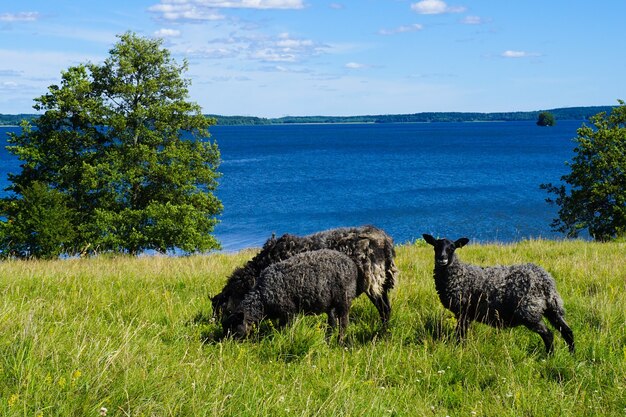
left=0, top=240, right=624, bottom=416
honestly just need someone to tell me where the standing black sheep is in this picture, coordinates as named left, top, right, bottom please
left=423, top=234, right=575, bottom=353
left=212, top=225, right=397, bottom=326
left=223, top=249, right=359, bottom=343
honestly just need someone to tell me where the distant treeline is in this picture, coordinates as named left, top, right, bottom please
left=1, top=106, right=616, bottom=126
left=209, top=106, right=615, bottom=125
left=0, top=113, right=38, bottom=126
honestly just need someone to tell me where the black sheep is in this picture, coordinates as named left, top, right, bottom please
left=224, top=249, right=359, bottom=343
left=423, top=234, right=575, bottom=353
left=212, top=225, right=397, bottom=326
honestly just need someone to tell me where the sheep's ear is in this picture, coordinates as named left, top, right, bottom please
left=422, top=234, right=436, bottom=246
left=210, top=293, right=222, bottom=310
left=454, top=238, right=469, bottom=248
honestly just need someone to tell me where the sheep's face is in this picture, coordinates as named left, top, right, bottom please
left=211, top=294, right=242, bottom=321
left=422, top=234, right=469, bottom=267
left=210, top=294, right=225, bottom=318
left=222, top=312, right=249, bottom=339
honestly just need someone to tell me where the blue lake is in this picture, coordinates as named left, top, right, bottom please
left=1, top=121, right=581, bottom=251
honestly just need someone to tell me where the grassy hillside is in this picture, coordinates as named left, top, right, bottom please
left=0, top=240, right=624, bottom=416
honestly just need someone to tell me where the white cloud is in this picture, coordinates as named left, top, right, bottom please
left=345, top=62, right=366, bottom=69
left=462, top=15, right=485, bottom=25
left=249, top=33, right=328, bottom=63
left=379, top=24, right=423, bottom=36
left=411, top=0, right=465, bottom=15
left=177, top=31, right=327, bottom=63
left=187, top=46, right=238, bottom=58
left=148, top=0, right=304, bottom=21
left=0, top=69, right=23, bottom=77
left=252, top=48, right=296, bottom=62
left=154, top=28, right=182, bottom=37
left=148, top=3, right=225, bottom=21
left=149, top=0, right=304, bottom=18
left=275, top=33, right=314, bottom=49
left=274, top=65, right=311, bottom=74
left=329, top=3, right=344, bottom=9
left=407, top=72, right=455, bottom=79
left=501, top=50, right=540, bottom=58
left=0, top=12, right=40, bottom=22
left=195, top=0, right=304, bottom=8
left=0, top=81, right=19, bottom=88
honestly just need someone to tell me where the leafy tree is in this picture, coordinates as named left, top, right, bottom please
left=541, top=101, right=626, bottom=241
left=537, top=111, right=556, bottom=126
left=0, top=32, right=222, bottom=258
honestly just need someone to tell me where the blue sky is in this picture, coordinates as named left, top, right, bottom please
left=1, top=0, right=625, bottom=117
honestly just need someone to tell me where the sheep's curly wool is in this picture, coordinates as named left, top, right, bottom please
left=423, top=234, right=575, bottom=353
left=212, top=225, right=397, bottom=325
left=225, top=249, right=359, bottom=342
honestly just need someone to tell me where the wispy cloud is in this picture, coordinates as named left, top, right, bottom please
left=411, top=0, right=465, bottom=15
left=200, top=75, right=252, bottom=84
left=250, top=33, right=327, bottom=63
left=345, top=62, right=367, bottom=69
left=407, top=72, right=456, bottom=79
left=379, top=24, right=423, bottom=36
left=197, top=0, right=305, bottom=8
left=148, top=3, right=225, bottom=21
left=180, top=32, right=328, bottom=63
left=0, top=12, right=40, bottom=22
left=0, top=69, right=24, bottom=77
left=154, top=28, right=182, bottom=38
left=329, top=3, right=344, bottom=9
left=184, top=44, right=240, bottom=59
left=461, top=15, right=487, bottom=25
left=149, top=0, right=304, bottom=20
left=256, top=64, right=315, bottom=75
left=501, top=50, right=541, bottom=58
left=0, top=81, right=19, bottom=89
left=251, top=48, right=297, bottom=62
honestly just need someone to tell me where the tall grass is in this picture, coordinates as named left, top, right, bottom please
left=0, top=240, right=624, bottom=416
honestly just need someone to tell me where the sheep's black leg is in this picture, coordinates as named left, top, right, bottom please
left=526, top=321, right=554, bottom=353
left=326, top=309, right=337, bottom=341
left=454, top=316, right=470, bottom=342
left=337, top=311, right=349, bottom=345
left=545, top=311, right=575, bottom=353
left=327, top=309, right=337, bottom=328
left=381, top=291, right=392, bottom=323
left=366, top=294, right=382, bottom=322
left=367, top=293, right=391, bottom=326
left=277, top=315, right=290, bottom=329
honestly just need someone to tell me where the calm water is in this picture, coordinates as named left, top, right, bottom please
left=1, top=121, right=580, bottom=251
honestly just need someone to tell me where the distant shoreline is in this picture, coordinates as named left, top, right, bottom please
left=0, top=105, right=614, bottom=127
left=205, top=105, right=613, bottom=125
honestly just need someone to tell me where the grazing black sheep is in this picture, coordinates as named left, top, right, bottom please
left=210, top=234, right=281, bottom=320
left=212, top=225, right=398, bottom=326
left=223, top=249, right=359, bottom=343
left=423, top=234, right=575, bottom=353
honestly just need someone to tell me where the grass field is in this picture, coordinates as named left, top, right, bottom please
left=0, top=240, right=624, bottom=416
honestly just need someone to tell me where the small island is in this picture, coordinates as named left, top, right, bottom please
left=536, top=111, right=556, bottom=126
